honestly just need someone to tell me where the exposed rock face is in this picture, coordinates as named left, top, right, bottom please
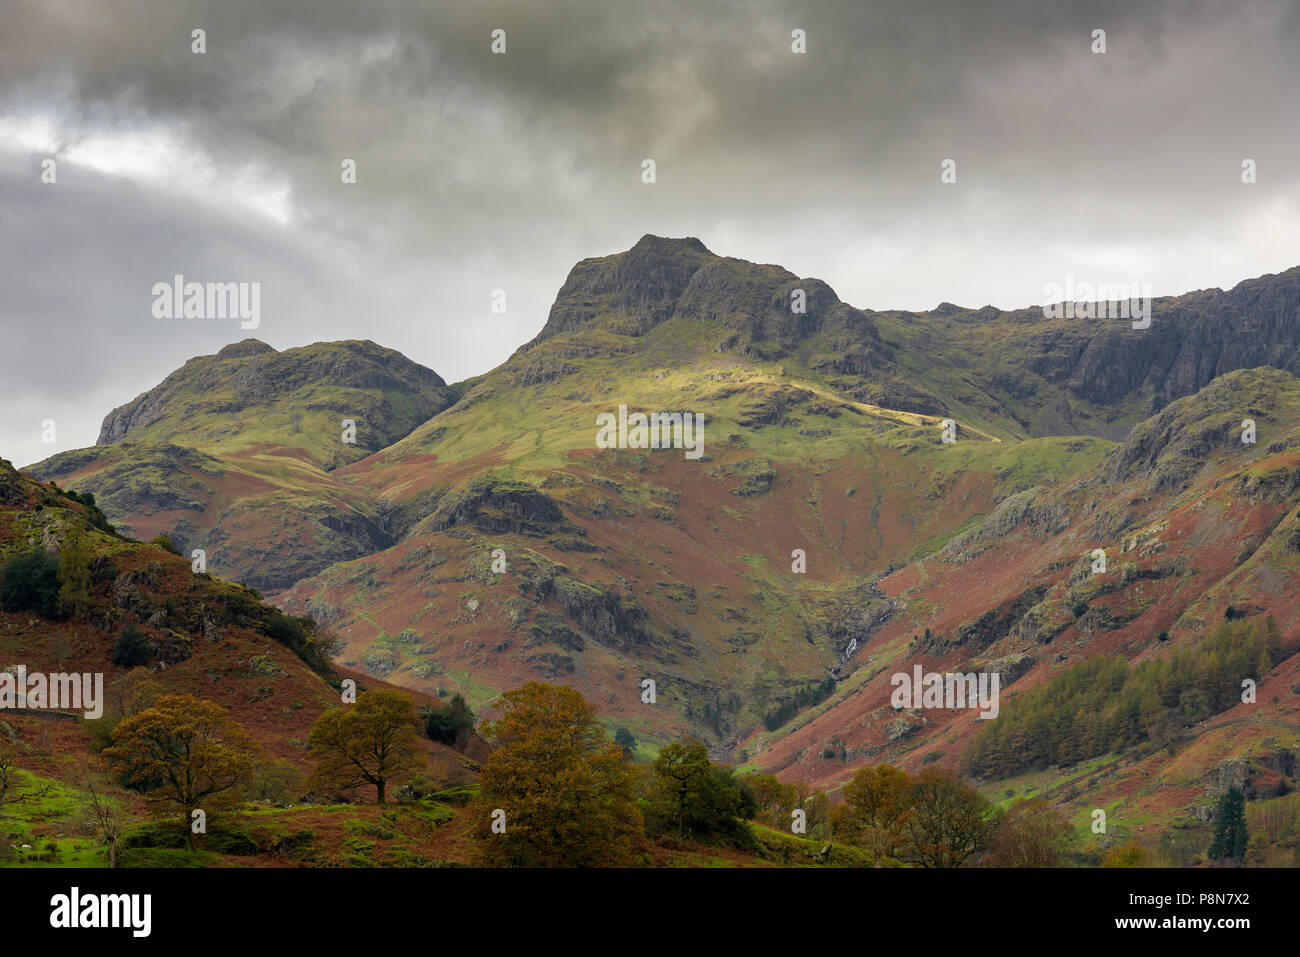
left=990, top=268, right=1300, bottom=435
left=886, top=717, right=920, bottom=743
left=1067, top=269, right=1300, bottom=407
left=1204, top=758, right=1249, bottom=800
left=26, top=443, right=223, bottom=526
left=361, top=647, right=398, bottom=678
left=534, top=235, right=715, bottom=339
left=1260, top=746, right=1299, bottom=778
left=428, top=478, right=567, bottom=537
left=613, top=234, right=715, bottom=325
left=523, top=234, right=888, bottom=368
left=546, top=576, right=655, bottom=653
left=941, top=491, right=1071, bottom=564
left=0, top=460, right=28, bottom=506
left=982, top=652, right=1036, bottom=687
left=523, top=239, right=1300, bottom=445
left=532, top=240, right=1300, bottom=443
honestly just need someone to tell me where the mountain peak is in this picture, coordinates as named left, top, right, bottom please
left=92, top=339, right=451, bottom=451
left=216, top=338, right=277, bottom=360
left=930, top=301, right=966, bottom=316
left=629, top=233, right=713, bottom=256
left=526, top=235, right=718, bottom=345
left=517, top=235, right=899, bottom=380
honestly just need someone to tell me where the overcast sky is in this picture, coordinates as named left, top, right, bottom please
left=3, top=0, right=1299, bottom=467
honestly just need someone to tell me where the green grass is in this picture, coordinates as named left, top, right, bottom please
left=0, top=769, right=130, bottom=868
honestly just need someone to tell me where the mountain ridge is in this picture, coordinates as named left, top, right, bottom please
left=17, top=239, right=1300, bottom=823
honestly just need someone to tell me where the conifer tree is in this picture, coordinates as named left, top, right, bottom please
left=1208, top=787, right=1248, bottom=861
left=57, top=519, right=92, bottom=620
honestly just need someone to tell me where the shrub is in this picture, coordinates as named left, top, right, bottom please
left=149, top=534, right=182, bottom=556
left=0, top=548, right=61, bottom=617
left=614, top=726, right=636, bottom=756
left=1101, top=840, right=1147, bottom=868
left=111, top=624, right=151, bottom=667
left=249, top=758, right=303, bottom=805
left=55, top=487, right=117, bottom=535
left=422, top=693, right=475, bottom=749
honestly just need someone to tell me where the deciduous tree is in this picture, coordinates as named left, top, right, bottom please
left=0, top=740, right=25, bottom=808
left=104, top=694, right=259, bottom=846
left=987, top=798, right=1073, bottom=867
left=647, top=738, right=753, bottom=843
left=904, top=765, right=1000, bottom=867
left=72, top=757, right=124, bottom=869
left=836, top=764, right=915, bottom=862
left=308, top=689, right=420, bottom=804
left=473, top=682, right=642, bottom=866
left=650, top=738, right=714, bottom=839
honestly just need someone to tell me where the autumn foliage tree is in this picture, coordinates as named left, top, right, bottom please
left=986, top=798, right=1074, bottom=867
left=965, top=619, right=1285, bottom=778
left=472, top=682, right=642, bottom=867
left=834, top=764, right=999, bottom=867
left=104, top=694, right=260, bottom=845
left=745, top=773, right=793, bottom=827
left=744, top=773, right=829, bottom=836
left=1100, top=840, right=1147, bottom=868
left=308, top=689, right=420, bottom=804
left=834, top=764, right=915, bottom=863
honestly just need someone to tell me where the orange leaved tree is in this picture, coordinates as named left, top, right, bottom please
left=473, top=682, right=643, bottom=866
left=104, top=694, right=260, bottom=846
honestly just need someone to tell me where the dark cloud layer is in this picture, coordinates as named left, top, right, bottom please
left=2, top=0, right=1298, bottom=465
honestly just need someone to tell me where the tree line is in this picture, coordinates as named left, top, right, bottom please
left=964, top=617, right=1287, bottom=779
left=3, top=672, right=1266, bottom=867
